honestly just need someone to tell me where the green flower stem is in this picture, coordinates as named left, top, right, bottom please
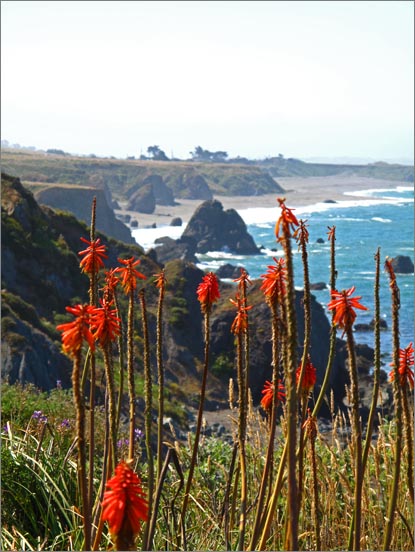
left=249, top=301, right=280, bottom=550
left=236, top=329, right=247, bottom=551
left=345, top=325, right=363, bottom=551
left=72, top=351, right=91, bottom=551
left=156, top=279, right=165, bottom=481
left=113, top=290, right=125, bottom=434
left=127, top=289, right=136, bottom=461
left=282, top=232, right=299, bottom=551
left=313, top=226, right=337, bottom=418
left=180, top=310, right=211, bottom=536
left=383, top=267, right=402, bottom=550
left=102, top=345, right=117, bottom=466
left=362, top=249, right=381, bottom=472
left=139, top=289, right=154, bottom=551
left=401, top=387, right=414, bottom=504
left=257, top=442, right=288, bottom=550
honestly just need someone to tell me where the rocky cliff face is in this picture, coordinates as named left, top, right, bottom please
left=182, top=199, right=260, bottom=254
left=35, top=185, right=133, bottom=243
left=1, top=173, right=158, bottom=391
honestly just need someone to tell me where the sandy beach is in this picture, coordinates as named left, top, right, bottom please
left=115, top=175, right=408, bottom=228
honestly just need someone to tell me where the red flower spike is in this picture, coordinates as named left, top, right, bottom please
left=56, top=304, right=95, bottom=356
left=260, top=380, right=286, bottom=412
left=104, top=268, right=120, bottom=294
left=196, top=272, right=220, bottom=313
left=384, top=258, right=398, bottom=290
left=327, top=226, right=336, bottom=242
left=327, top=286, right=368, bottom=334
left=78, top=237, right=108, bottom=274
left=116, top=256, right=146, bottom=295
left=293, top=219, right=309, bottom=245
left=296, top=356, right=317, bottom=391
left=230, top=294, right=253, bottom=335
left=90, top=299, right=121, bottom=347
left=389, top=342, right=414, bottom=389
left=260, top=257, right=287, bottom=301
left=153, top=270, right=167, bottom=290
left=275, top=198, right=299, bottom=240
left=233, top=268, right=252, bottom=290
left=102, top=461, right=148, bottom=540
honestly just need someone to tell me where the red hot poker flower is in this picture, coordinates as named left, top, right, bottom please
left=260, top=380, right=286, bottom=413
left=260, top=257, right=287, bottom=302
left=103, top=268, right=120, bottom=296
left=293, top=219, right=309, bottom=245
left=102, top=461, right=148, bottom=541
left=275, top=198, right=299, bottom=240
left=197, top=272, right=220, bottom=313
left=153, top=269, right=167, bottom=291
left=116, top=256, right=146, bottom=295
left=327, top=226, right=336, bottom=242
left=389, top=342, right=414, bottom=390
left=89, top=299, right=121, bottom=347
left=230, top=294, right=253, bottom=335
left=78, top=237, right=108, bottom=274
left=327, top=286, right=368, bottom=333
left=296, top=356, right=317, bottom=391
left=233, top=268, right=252, bottom=291
left=56, top=304, right=95, bottom=356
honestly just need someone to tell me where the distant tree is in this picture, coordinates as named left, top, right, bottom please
left=190, top=146, right=228, bottom=162
left=211, top=150, right=228, bottom=162
left=147, top=145, right=169, bottom=161
left=126, top=156, right=135, bottom=160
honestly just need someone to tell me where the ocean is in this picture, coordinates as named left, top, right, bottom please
left=132, top=186, right=414, bottom=365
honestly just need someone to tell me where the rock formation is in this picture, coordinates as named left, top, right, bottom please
left=126, top=183, right=156, bottom=213
left=390, top=255, right=414, bottom=274
left=35, top=185, right=133, bottom=243
left=182, top=199, right=260, bottom=254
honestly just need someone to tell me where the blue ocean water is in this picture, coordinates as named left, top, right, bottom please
left=133, top=186, right=414, bottom=365
left=198, top=187, right=414, bottom=363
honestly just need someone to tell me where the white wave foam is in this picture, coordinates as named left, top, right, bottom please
left=131, top=224, right=185, bottom=250
left=371, top=217, right=392, bottom=223
left=237, top=189, right=413, bottom=225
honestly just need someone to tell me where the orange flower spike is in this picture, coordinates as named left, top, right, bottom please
left=233, top=268, right=252, bottom=290
left=230, top=294, right=253, bottom=335
left=384, top=258, right=398, bottom=291
left=78, top=237, right=108, bottom=274
left=104, top=268, right=120, bottom=293
left=56, top=304, right=95, bottom=356
left=275, top=198, right=299, bottom=240
left=327, top=225, right=336, bottom=242
left=293, top=219, right=309, bottom=245
left=296, top=356, right=317, bottom=391
left=102, top=461, right=148, bottom=542
left=116, top=256, right=146, bottom=295
left=260, top=257, right=287, bottom=301
left=327, top=286, right=368, bottom=333
left=260, top=380, right=286, bottom=412
left=389, top=342, right=414, bottom=389
left=196, top=272, right=220, bottom=313
left=153, top=269, right=167, bottom=291
left=90, top=299, right=121, bottom=347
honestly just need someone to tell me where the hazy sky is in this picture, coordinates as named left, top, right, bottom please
left=2, top=1, right=414, bottom=161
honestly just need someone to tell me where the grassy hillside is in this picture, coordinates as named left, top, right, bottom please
left=0, top=149, right=285, bottom=200
left=259, top=155, right=414, bottom=181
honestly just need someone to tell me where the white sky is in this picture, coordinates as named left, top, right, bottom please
left=1, top=0, right=414, bottom=161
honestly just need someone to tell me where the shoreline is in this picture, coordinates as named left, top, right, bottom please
left=115, top=175, right=411, bottom=229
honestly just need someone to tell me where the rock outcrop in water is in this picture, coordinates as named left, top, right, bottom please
left=182, top=199, right=260, bottom=254
left=390, top=255, right=414, bottom=274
